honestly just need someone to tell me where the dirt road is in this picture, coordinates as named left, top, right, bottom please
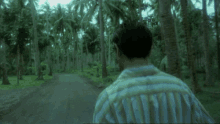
left=0, top=74, right=104, bottom=124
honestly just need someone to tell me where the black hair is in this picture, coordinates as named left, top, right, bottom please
left=112, top=20, right=153, bottom=60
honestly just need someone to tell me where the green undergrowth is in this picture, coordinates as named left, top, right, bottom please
left=74, top=64, right=220, bottom=122
left=184, top=74, right=220, bottom=122
left=73, top=65, right=120, bottom=87
left=0, top=75, right=53, bottom=90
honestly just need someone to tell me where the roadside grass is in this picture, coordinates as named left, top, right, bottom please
left=72, top=66, right=120, bottom=88
left=0, top=75, right=53, bottom=90
left=74, top=66, right=220, bottom=123
left=183, top=74, right=220, bottom=122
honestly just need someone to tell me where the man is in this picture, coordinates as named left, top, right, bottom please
left=93, top=20, right=215, bottom=123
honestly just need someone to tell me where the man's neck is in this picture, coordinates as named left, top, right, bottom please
left=123, top=59, right=150, bottom=69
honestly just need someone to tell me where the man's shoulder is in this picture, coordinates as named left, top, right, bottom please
left=116, top=71, right=187, bottom=88
left=103, top=72, right=190, bottom=97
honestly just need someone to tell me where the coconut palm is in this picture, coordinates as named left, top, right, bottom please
left=82, top=24, right=100, bottom=59
left=1, top=0, right=34, bottom=84
left=39, top=1, right=54, bottom=75
left=71, top=0, right=127, bottom=77
left=51, top=3, right=80, bottom=71
left=181, top=0, right=202, bottom=93
left=65, top=3, right=82, bottom=71
left=29, top=0, right=44, bottom=80
left=214, top=0, right=220, bottom=79
left=0, top=0, right=10, bottom=85
left=159, top=0, right=182, bottom=79
left=202, top=0, right=214, bottom=87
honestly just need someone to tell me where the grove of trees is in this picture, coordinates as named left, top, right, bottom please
left=0, top=0, right=219, bottom=94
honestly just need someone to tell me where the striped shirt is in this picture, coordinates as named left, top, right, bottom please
left=93, top=64, right=216, bottom=123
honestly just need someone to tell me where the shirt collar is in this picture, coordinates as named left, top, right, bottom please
left=116, top=64, right=160, bottom=81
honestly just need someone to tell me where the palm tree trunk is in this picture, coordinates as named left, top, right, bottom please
left=81, top=41, right=83, bottom=72
left=108, top=35, right=111, bottom=65
left=56, top=48, right=60, bottom=72
left=0, top=65, right=2, bottom=80
left=92, top=54, right=94, bottom=62
left=73, top=32, right=78, bottom=70
left=32, top=30, right=37, bottom=75
left=30, top=0, right=43, bottom=80
left=77, top=53, right=79, bottom=70
left=181, top=0, right=202, bottom=93
left=202, top=0, right=213, bottom=87
left=46, top=11, right=52, bottom=76
left=17, top=44, right=20, bottom=85
left=159, top=0, right=182, bottom=79
left=48, top=46, right=53, bottom=76
left=71, top=48, right=74, bottom=69
left=67, top=49, right=70, bottom=72
left=214, top=0, right=220, bottom=79
left=99, top=0, right=107, bottom=78
left=63, top=50, right=66, bottom=72
left=19, top=53, right=24, bottom=80
left=86, top=43, right=89, bottom=67
left=1, top=39, right=10, bottom=85
left=2, top=62, right=10, bottom=85
left=173, top=11, right=179, bottom=44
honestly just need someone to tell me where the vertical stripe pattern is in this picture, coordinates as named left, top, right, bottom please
left=93, top=65, right=216, bottom=123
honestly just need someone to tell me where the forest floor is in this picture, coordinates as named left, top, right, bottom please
left=0, top=73, right=104, bottom=124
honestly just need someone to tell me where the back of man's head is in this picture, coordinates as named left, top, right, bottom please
left=112, top=20, right=153, bottom=60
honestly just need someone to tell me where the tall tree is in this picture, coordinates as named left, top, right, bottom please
left=159, top=0, right=182, bottom=79
left=41, top=1, right=53, bottom=76
left=202, top=0, right=213, bottom=86
left=72, top=0, right=128, bottom=73
left=214, top=0, right=220, bottom=79
left=30, top=0, right=44, bottom=80
left=99, top=0, right=107, bottom=78
left=0, top=40, right=10, bottom=85
left=0, top=0, right=10, bottom=85
left=181, top=0, right=202, bottom=93
left=3, top=0, right=32, bottom=84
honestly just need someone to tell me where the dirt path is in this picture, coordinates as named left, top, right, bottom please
left=0, top=74, right=104, bottom=124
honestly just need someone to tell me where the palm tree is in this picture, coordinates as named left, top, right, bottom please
left=104, top=0, right=127, bottom=28
left=0, top=40, right=10, bottom=85
left=51, top=3, right=80, bottom=72
left=66, top=3, right=81, bottom=71
left=82, top=24, right=101, bottom=61
left=202, top=0, right=214, bottom=87
left=99, top=0, right=107, bottom=77
left=29, top=0, right=44, bottom=80
left=1, top=0, right=33, bottom=85
left=0, top=0, right=9, bottom=84
left=214, top=0, right=220, bottom=79
left=40, top=1, right=53, bottom=76
left=52, top=4, right=66, bottom=72
left=159, top=0, right=182, bottom=79
left=181, top=0, right=202, bottom=93
left=72, top=0, right=131, bottom=75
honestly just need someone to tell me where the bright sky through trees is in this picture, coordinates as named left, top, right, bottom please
left=2, top=0, right=215, bottom=43
left=37, top=0, right=215, bottom=40
left=38, top=0, right=215, bottom=16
